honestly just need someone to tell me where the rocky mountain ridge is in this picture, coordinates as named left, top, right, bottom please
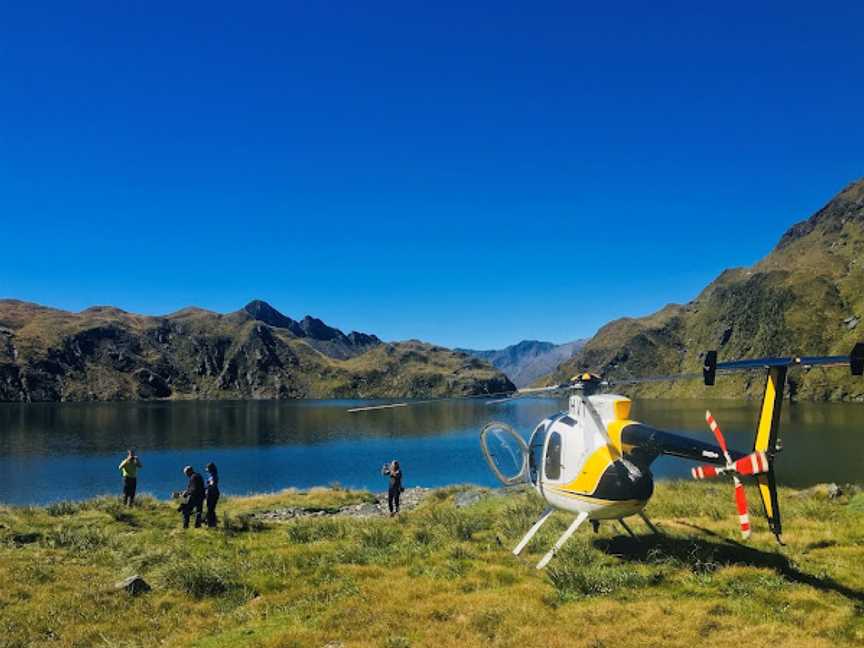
left=0, top=300, right=514, bottom=402
left=458, top=339, right=585, bottom=387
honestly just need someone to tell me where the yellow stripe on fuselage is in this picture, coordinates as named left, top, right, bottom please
left=607, top=419, right=639, bottom=454
left=563, top=443, right=620, bottom=494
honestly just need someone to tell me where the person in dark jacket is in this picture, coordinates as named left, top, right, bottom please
left=204, top=462, right=220, bottom=528
left=382, top=460, right=403, bottom=516
left=178, top=465, right=205, bottom=528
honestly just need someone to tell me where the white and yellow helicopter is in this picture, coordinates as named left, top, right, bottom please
left=352, top=344, right=863, bottom=569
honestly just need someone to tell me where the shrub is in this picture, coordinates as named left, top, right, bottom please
left=161, top=558, right=243, bottom=599
left=42, top=525, right=107, bottom=552
left=223, top=513, right=267, bottom=534
left=424, top=507, right=490, bottom=541
left=286, top=518, right=347, bottom=544
left=471, top=610, right=503, bottom=640
left=45, top=501, right=81, bottom=516
left=548, top=560, right=658, bottom=600
left=359, top=524, right=401, bottom=549
left=412, top=527, right=435, bottom=545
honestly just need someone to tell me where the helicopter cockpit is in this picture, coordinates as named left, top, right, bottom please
left=480, top=415, right=564, bottom=490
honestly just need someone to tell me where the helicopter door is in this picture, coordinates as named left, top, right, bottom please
left=480, top=422, right=529, bottom=485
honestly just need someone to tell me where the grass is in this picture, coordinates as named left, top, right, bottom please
left=0, top=482, right=863, bottom=647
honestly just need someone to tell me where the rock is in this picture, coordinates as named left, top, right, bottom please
left=789, top=483, right=844, bottom=500
left=114, top=575, right=151, bottom=596
left=253, top=487, right=432, bottom=522
left=454, top=489, right=486, bottom=508
left=847, top=317, right=859, bottom=330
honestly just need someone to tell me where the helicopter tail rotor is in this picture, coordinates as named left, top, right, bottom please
left=688, top=410, right=755, bottom=539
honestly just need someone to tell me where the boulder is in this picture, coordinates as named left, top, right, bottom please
left=114, top=575, right=151, bottom=596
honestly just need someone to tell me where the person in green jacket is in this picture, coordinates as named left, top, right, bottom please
left=119, top=450, right=142, bottom=506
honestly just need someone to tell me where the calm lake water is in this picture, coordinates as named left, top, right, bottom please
left=0, top=398, right=862, bottom=504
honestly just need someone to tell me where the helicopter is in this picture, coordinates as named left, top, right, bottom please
left=351, top=344, right=864, bottom=569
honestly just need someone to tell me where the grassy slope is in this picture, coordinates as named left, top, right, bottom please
left=1, top=483, right=863, bottom=648
left=540, top=179, right=864, bottom=401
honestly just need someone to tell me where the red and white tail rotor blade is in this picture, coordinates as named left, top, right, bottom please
left=733, top=476, right=751, bottom=539
left=691, top=465, right=719, bottom=480
left=705, top=410, right=731, bottom=461
left=734, top=451, right=769, bottom=476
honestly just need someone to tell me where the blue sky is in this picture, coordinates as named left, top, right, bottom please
left=1, top=1, right=862, bottom=349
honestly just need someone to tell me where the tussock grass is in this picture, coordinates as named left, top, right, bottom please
left=0, top=482, right=863, bottom=647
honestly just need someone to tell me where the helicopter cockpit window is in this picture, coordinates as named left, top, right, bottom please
left=545, top=432, right=562, bottom=480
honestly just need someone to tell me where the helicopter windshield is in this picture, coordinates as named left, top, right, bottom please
left=480, top=422, right=528, bottom=486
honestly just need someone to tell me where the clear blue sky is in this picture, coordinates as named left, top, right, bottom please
left=1, top=2, right=862, bottom=349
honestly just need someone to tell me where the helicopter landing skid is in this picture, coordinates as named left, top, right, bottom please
left=536, top=511, right=589, bottom=569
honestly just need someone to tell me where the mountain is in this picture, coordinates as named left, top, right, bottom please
left=0, top=300, right=514, bottom=402
left=458, top=339, right=585, bottom=387
left=539, top=178, right=864, bottom=401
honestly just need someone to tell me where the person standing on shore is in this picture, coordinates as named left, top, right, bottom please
left=382, top=460, right=403, bottom=517
left=177, top=466, right=205, bottom=528
left=204, top=462, right=220, bottom=528
left=118, top=450, right=142, bottom=506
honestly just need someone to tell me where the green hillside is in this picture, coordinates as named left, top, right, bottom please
left=541, top=178, right=864, bottom=401
left=0, top=300, right=514, bottom=402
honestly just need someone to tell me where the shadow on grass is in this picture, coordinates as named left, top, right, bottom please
left=592, top=525, right=864, bottom=604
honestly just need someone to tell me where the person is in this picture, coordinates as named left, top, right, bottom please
left=178, top=465, right=205, bottom=528
left=382, top=460, right=403, bottom=516
left=118, top=449, right=142, bottom=506
left=204, top=462, right=220, bottom=528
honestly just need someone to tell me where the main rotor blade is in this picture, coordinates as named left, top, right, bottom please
left=599, top=343, right=863, bottom=387
left=607, top=372, right=702, bottom=386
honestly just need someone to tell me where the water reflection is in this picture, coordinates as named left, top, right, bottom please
left=0, top=398, right=861, bottom=504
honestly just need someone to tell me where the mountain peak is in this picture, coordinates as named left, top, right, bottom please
left=299, top=315, right=345, bottom=342
left=776, top=177, right=864, bottom=250
left=243, top=300, right=301, bottom=333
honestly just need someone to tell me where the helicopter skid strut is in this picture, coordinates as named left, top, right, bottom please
left=536, top=512, right=589, bottom=569
left=512, top=507, right=554, bottom=556
left=619, top=518, right=638, bottom=539
left=639, top=511, right=661, bottom=535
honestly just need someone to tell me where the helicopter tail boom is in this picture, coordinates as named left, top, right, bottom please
left=616, top=423, right=743, bottom=466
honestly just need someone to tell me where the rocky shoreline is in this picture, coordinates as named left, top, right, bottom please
left=249, top=486, right=512, bottom=522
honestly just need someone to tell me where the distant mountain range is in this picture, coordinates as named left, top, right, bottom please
left=0, top=299, right=514, bottom=402
left=539, top=178, right=864, bottom=401
left=458, top=339, right=585, bottom=387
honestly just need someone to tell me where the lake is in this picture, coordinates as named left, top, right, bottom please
left=0, top=398, right=862, bottom=504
